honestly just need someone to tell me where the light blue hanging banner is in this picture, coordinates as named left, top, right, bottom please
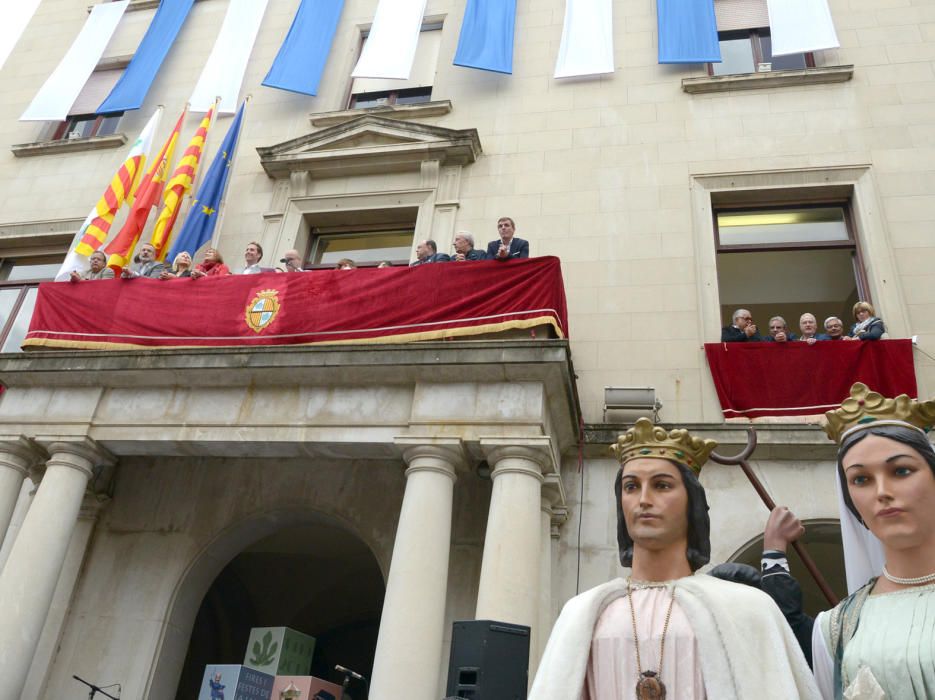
left=263, top=0, right=345, bottom=96
left=453, top=0, right=517, bottom=74
left=657, top=0, right=722, bottom=64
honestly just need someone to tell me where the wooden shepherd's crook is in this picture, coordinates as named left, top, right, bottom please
left=710, top=427, right=839, bottom=606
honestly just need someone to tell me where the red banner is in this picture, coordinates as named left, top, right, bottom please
left=704, top=340, right=917, bottom=418
left=24, top=257, right=568, bottom=350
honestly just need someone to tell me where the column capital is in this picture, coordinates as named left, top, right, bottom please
left=0, top=436, right=48, bottom=476
left=35, top=437, right=116, bottom=481
left=394, top=437, right=467, bottom=476
left=479, top=437, right=556, bottom=475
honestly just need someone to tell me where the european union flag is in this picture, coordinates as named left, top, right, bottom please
left=166, top=102, right=245, bottom=262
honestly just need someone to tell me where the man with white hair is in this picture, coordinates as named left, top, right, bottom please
left=798, top=312, right=829, bottom=344
left=452, top=231, right=486, bottom=261
left=721, top=308, right=762, bottom=342
left=824, top=316, right=845, bottom=340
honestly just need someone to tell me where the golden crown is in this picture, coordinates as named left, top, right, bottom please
left=611, top=417, right=718, bottom=475
left=823, top=382, right=935, bottom=444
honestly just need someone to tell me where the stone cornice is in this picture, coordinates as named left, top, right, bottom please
left=682, top=65, right=854, bottom=94
left=257, top=114, right=482, bottom=178
left=309, top=100, right=453, bottom=128
left=12, top=134, right=128, bottom=158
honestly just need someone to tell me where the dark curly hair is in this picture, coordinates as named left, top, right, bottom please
left=614, top=459, right=711, bottom=571
left=837, top=424, right=935, bottom=526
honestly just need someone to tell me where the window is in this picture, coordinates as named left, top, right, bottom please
left=302, top=208, right=419, bottom=268
left=44, top=64, right=125, bottom=142
left=714, top=204, right=868, bottom=330
left=710, top=0, right=812, bottom=76
left=348, top=25, right=441, bottom=109
left=0, top=254, right=62, bottom=353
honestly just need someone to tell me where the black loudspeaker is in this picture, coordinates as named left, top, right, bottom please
left=445, top=619, right=530, bottom=700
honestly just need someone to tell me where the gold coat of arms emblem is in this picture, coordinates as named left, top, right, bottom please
left=245, top=289, right=281, bottom=333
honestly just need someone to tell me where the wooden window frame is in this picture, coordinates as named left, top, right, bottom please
left=713, top=201, right=872, bottom=303
left=305, top=224, right=415, bottom=269
left=707, top=28, right=815, bottom=76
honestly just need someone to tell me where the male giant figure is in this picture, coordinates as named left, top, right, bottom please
left=529, top=418, right=819, bottom=699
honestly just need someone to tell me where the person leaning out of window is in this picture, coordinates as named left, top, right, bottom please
left=843, top=301, right=886, bottom=341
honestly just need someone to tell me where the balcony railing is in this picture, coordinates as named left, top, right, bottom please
left=22, top=257, right=567, bottom=351
left=704, top=339, right=916, bottom=419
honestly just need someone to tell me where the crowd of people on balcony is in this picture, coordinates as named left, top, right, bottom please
left=722, top=303, right=887, bottom=343
left=66, top=217, right=529, bottom=284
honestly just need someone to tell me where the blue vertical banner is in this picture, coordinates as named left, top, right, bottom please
left=263, top=0, right=345, bottom=96
left=657, top=0, right=721, bottom=64
left=453, top=0, right=517, bottom=74
left=97, top=0, right=196, bottom=113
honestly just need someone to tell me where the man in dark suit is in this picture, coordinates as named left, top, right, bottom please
left=452, top=232, right=486, bottom=261
left=721, top=308, right=763, bottom=342
left=410, top=239, right=450, bottom=266
left=486, top=216, right=529, bottom=261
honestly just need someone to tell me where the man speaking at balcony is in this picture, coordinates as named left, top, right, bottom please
left=529, top=418, right=819, bottom=700
left=486, top=216, right=529, bottom=260
left=721, top=308, right=763, bottom=342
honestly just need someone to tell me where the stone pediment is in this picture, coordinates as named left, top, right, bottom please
left=257, top=115, right=482, bottom=179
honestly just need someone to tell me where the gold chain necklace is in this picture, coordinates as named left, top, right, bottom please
left=626, top=577, right=676, bottom=700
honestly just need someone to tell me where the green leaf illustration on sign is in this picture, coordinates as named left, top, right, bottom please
left=248, top=630, right=279, bottom=667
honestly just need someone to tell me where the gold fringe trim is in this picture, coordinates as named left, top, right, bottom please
left=21, top=316, right=565, bottom=351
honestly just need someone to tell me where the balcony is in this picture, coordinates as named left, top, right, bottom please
left=21, top=257, right=566, bottom=351
left=703, top=340, right=917, bottom=420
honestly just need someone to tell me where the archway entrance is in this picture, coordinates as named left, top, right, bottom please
left=729, top=519, right=847, bottom=616
left=174, top=521, right=385, bottom=699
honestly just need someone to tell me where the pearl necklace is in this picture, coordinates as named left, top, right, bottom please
left=882, top=565, right=935, bottom=586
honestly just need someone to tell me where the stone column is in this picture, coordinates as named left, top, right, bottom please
left=475, top=438, right=553, bottom=635
left=0, top=439, right=113, bottom=700
left=370, top=438, right=465, bottom=700
left=22, top=492, right=110, bottom=700
left=0, top=436, right=45, bottom=553
left=536, top=476, right=567, bottom=668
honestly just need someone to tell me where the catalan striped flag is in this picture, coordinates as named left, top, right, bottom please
left=55, top=108, right=162, bottom=281
left=150, top=107, right=214, bottom=260
left=105, top=108, right=185, bottom=272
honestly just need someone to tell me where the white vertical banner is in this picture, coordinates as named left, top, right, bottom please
left=767, top=0, right=839, bottom=56
left=0, top=0, right=43, bottom=72
left=189, top=0, right=269, bottom=114
left=554, top=0, right=614, bottom=78
left=20, top=1, right=129, bottom=121
left=352, top=0, right=428, bottom=80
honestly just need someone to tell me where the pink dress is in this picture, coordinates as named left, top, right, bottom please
left=584, top=583, right=706, bottom=699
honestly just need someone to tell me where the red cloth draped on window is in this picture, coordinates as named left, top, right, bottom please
left=704, top=340, right=917, bottom=418
left=24, top=257, right=568, bottom=350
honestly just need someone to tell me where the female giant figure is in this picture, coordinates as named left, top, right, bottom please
left=814, top=383, right=935, bottom=698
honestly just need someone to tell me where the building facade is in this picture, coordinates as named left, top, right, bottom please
left=0, top=0, right=933, bottom=697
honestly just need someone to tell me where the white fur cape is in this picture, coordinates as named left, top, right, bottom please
left=529, top=575, right=821, bottom=699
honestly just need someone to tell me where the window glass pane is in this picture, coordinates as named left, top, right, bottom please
left=1, top=287, right=38, bottom=353
left=2, top=261, right=61, bottom=281
left=97, top=115, right=121, bottom=136
left=760, top=35, right=806, bottom=70
left=0, top=289, right=22, bottom=333
left=352, top=91, right=392, bottom=109
left=394, top=88, right=432, bottom=104
left=712, top=37, right=756, bottom=75
left=313, top=231, right=414, bottom=264
left=717, top=207, right=849, bottom=246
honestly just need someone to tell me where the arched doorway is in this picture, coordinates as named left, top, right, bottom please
left=156, top=514, right=385, bottom=699
left=728, top=519, right=847, bottom=616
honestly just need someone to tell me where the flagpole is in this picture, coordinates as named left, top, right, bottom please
left=163, top=96, right=221, bottom=260
left=210, top=95, right=250, bottom=251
